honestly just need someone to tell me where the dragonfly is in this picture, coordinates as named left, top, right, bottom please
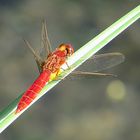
left=15, top=21, right=125, bottom=114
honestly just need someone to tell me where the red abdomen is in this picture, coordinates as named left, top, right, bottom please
left=16, top=69, right=51, bottom=113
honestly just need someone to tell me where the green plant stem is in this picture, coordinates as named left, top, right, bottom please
left=0, top=5, right=140, bottom=133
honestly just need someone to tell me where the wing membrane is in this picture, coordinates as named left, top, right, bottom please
left=77, top=52, right=125, bottom=72
left=23, top=39, right=43, bottom=73
left=41, top=20, right=52, bottom=56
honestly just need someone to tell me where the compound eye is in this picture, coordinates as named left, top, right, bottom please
left=66, top=44, right=74, bottom=56
left=66, top=47, right=70, bottom=55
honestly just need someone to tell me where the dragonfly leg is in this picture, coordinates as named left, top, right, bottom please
left=60, top=62, right=71, bottom=72
left=66, top=62, right=71, bottom=70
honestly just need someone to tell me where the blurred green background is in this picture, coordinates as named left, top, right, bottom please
left=0, top=0, right=140, bottom=140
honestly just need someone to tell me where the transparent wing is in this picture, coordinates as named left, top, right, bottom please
left=23, top=20, right=53, bottom=73
left=40, top=19, right=52, bottom=58
left=23, top=39, right=43, bottom=73
left=60, top=52, right=124, bottom=80
left=59, top=71, right=116, bottom=81
left=76, top=52, right=125, bottom=72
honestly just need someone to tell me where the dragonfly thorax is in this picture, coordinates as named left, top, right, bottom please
left=42, top=44, right=74, bottom=73
left=42, top=53, right=66, bottom=73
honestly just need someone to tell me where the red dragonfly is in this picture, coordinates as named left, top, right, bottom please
left=15, top=21, right=124, bottom=114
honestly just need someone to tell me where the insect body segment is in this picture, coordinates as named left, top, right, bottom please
left=16, top=43, right=74, bottom=114
left=16, top=69, right=51, bottom=113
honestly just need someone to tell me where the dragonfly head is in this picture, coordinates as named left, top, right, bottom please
left=58, top=43, right=74, bottom=57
